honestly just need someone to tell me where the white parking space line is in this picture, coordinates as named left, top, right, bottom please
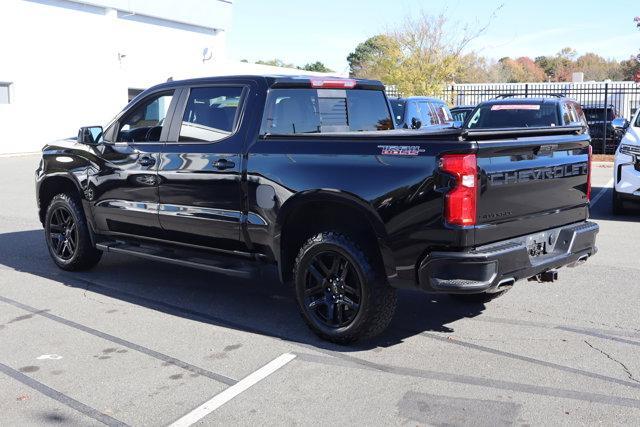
left=590, top=178, right=614, bottom=207
left=169, top=353, right=297, bottom=427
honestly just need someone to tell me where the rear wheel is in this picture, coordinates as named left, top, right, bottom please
left=45, top=194, right=102, bottom=271
left=293, top=232, right=397, bottom=344
left=612, top=188, right=626, bottom=215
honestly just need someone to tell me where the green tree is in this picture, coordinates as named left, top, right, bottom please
left=301, top=61, right=334, bottom=73
left=534, top=55, right=557, bottom=80
left=620, top=57, right=640, bottom=80
left=346, top=11, right=496, bottom=95
left=574, top=53, right=624, bottom=81
left=534, top=48, right=577, bottom=82
left=255, top=59, right=298, bottom=69
left=346, top=35, right=398, bottom=78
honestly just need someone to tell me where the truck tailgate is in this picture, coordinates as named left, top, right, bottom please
left=474, top=132, right=590, bottom=246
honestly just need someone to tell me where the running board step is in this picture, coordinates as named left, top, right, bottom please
left=96, top=241, right=256, bottom=278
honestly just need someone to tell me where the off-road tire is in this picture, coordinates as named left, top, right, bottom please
left=45, top=193, right=102, bottom=271
left=293, top=232, right=397, bottom=344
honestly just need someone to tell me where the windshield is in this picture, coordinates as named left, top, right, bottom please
left=451, top=108, right=471, bottom=123
left=466, top=103, right=560, bottom=128
left=261, top=88, right=393, bottom=134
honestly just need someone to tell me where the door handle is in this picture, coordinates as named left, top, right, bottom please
left=213, top=159, right=236, bottom=170
left=137, top=156, right=156, bottom=167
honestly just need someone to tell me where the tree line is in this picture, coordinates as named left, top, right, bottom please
left=346, top=12, right=640, bottom=96
left=241, top=58, right=334, bottom=73
left=245, top=13, right=639, bottom=96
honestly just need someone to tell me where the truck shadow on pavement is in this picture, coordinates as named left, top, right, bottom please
left=0, top=229, right=485, bottom=351
left=589, top=186, right=640, bottom=221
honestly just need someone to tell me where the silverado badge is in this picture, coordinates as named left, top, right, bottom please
left=378, top=145, right=425, bottom=156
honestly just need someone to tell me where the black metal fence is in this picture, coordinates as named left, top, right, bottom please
left=440, top=82, right=640, bottom=154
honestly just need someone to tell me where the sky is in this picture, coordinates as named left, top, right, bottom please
left=227, top=0, right=640, bottom=75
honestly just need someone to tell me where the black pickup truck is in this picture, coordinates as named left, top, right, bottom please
left=36, top=75, right=598, bottom=343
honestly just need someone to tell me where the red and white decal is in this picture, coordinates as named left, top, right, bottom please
left=491, top=104, right=541, bottom=111
left=378, top=145, right=425, bottom=156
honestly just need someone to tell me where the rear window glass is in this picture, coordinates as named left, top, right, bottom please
left=583, top=108, right=615, bottom=122
left=466, top=103, right=560, bottom=128
left=261, top=89, right=393, bottom=135
left=390, top=100, right=405, bottom=126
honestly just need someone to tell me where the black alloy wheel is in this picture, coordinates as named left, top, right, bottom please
left=44, top=193, right=102, bottom=271
left=303, top=250, right=362, bottom=328
left=294, top=232, right=397, bottom=344
left=48, top=206, right=78, bottom=261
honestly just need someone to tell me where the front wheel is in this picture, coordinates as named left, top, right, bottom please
left=293, top=232, right=397, bottom=344
left=45, top=194, right=102, bottom=271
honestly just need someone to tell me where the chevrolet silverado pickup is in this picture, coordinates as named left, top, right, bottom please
left=36, top=76, right=598, bottom=343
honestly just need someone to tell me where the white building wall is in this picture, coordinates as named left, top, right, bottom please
left=0, top=0, right=232, bottom=154
left=0, top=0, right=338, bottom=154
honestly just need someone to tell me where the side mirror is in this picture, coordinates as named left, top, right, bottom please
left=410, top=117, right=422, bottom=129
left=78, top=126, right=103, bottom=145
left=611, top=118, right=630, bottom=130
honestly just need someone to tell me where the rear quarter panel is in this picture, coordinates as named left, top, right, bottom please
left=245, top=133, right=475, bottom=271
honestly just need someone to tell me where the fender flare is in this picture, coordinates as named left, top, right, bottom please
left=36, top=172, right=85, bottom=220
left=274, top=189, right=396, bottom=278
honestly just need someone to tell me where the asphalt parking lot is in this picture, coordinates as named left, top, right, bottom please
left=0, top=154, right=639, bottom=426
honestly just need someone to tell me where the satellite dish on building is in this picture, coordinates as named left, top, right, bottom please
left=202, top=47, right=213, bottom=63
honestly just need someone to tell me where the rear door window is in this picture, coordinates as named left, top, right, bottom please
left=431, top=102, right=453, bottom=124
left=261, top=89, right=393, bottom=135
left=178, top=86, right=244, bottom=142
left=418, top=102, right=437, bottom=126
left=584, top=108, right=615, bottom=122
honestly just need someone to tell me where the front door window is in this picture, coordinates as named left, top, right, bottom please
left=118, top=92, right=174, bottom=142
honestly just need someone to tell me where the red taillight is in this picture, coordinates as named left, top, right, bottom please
left=310, top=78, right=357, bottom=89
left=587, top=145, right=592, bottom=201
left=440, top=154, right=477, bottom=226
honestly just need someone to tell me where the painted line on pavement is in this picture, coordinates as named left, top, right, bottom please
left=0, top=295, right=237, bottom=386
left=0, top=362, right=128, bottom=427
left=590, top=178, right=613, bottom=207
left=169, top=353, right=296, bottom=427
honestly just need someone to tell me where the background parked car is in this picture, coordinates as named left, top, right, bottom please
left=450, top=105, right=475, bottom=124
left=582, top=104, right=627, bottom=154
left=465, top=96, right=587, bottom=129
left=390, top=97, right=454, bottom=129
left=613, top=109, right=640, bottom=214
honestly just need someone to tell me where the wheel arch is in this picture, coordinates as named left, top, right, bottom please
left=37, top=173, right=84, bottom=225
left=275, top=190, right=395, bottom=284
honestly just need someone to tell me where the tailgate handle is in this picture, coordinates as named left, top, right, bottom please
left=535, top=144, right=558, bottom=155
